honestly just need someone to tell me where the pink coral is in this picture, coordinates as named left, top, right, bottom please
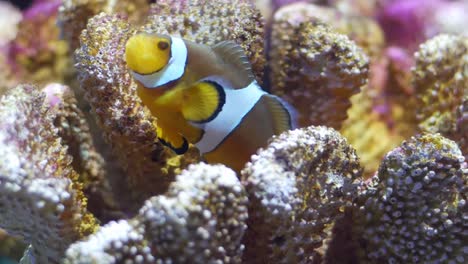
left=7, top=0, right=71, bottom=86
left=377, top=0, right=468, bottom=52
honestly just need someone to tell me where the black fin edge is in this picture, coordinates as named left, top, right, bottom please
left=159, top=137, right=189, bottom=155
left=266, top=94, right=298, bottom=131
left=192, top=129, right=205, bottom=144
left=190, top=80, right=226, bottom=124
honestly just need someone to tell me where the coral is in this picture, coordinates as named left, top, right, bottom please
left=0, top=85, right=98, bottom=263
left=342, top=47, right=418, bottom=177
left=377, top=0, right=468, bottom=52
left=0, top=1, right=22, bottom=46
left=241, top=126, right=363, bottom=263
left=1, top=0, right=467, bottom=262
left=358, top=133, right=467, bottom=263
left=0, top=53, right=18, bottom=96
left=271, top=3, right=385, bottom=58
left=140, top=163, right=248, bottom=263
left=377, top=0, right=437, bottom=51
left=253, top=0, right=304, bottom=21
left=372, top=46, right=416, bottom=106
left=432, top=0, right=468, bottom=37
left=8, top=0, right=72, bottom=86
left=330, top=0, right=380, bottom=16
left=413, top=34, right=468, bottom=156
left=332, top=15, right=384, bottom=59
left=42, top=83, right=120, bottom=222
left=65, top=163, right=248, bottom=263
left=58, top=0, right=108, bottom=51
left=144, top=0, right=265, bottom=81
left=454, top=97, right=468, bottom=156
left=58, top=0, right=150, bottom=51
left=75, top=13, right=200, bottom=203
left=270, top=16, right=369, bottom=129
left=64, top=220, right=150, bottom=263
left=341, top=90, right=406, bottom=177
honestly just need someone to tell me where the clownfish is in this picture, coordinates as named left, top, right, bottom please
left=125, top=33, right=296, bottom=172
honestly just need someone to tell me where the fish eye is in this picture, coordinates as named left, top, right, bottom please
left=158, top=41, right=169, bottom=50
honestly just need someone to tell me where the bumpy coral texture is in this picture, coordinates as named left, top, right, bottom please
left=359, top=133, right=467, bottom=263
left=75, top=13, right=199, bottom=202
left=0, top=85, right=97, bottom=263
left=58, top=0, right=150, bottom=51
left=242, top=126, right=363, bottom=263
left=141, top=163, right=248, bottom=263
left=270, top=14, right=368, bottom=129
left=144, top=0, right=265, bottom=81
left=271, top=3, right=384, bottom=62
left=43, top=83, right=120, bottom=221
left=65, top=163, right=248, bottom=263
left=64, top=220, right=151, bottom=263
left=413, top=34, right=468, bottom=156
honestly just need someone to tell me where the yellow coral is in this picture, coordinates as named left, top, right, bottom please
left=341, top=91, right=405, bottom=177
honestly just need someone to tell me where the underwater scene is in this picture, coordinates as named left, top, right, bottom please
left=0, top=0, right=466, bottom=263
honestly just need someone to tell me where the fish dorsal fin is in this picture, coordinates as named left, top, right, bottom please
left=181, top=80, right=226, bottom=123
left=212, top=41, right=255, bottom=84
left=263, top=94, right=296, bottom=135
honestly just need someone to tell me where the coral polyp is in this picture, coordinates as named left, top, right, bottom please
left=413, top=34, right=468, bottom=156
left=0, top=85, right=97, bottom=263
left=64, top=163, right=248, bottom=263
left=241, top=126, right=363, bottom=263
left=358, top=133, right=467, bottom=263
left=0, top=0, right=466, bottom=263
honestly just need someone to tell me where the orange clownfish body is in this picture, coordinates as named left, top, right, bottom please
left=125, top=33, right=296, bottom=172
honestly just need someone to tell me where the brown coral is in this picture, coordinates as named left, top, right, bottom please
left=140, top=163, right=248, bottom=263
left=58, top=0, right=150, bottom=51
left=75, top=13, right=199, bottom=203
left=358, top=133, right=467, bottom=263
left=271, top=3, right=384, bottom=62
left=270, top=16, right=369, bottom=129
left=413, top=34, right=468, bottom=156
left=241, top=126, right=363, bottom=263
left=42, top=83, right=121, bottom=222
left=65, top=163, right=248, bottom=263
left=0, top=85, right=98, bottom=263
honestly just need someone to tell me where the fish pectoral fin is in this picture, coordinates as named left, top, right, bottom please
left=181, top=80, right=225, bottom=123
left=157, top=126, right=189, bottom=155
left=212, top=41, right=255, bottom=83
left=263, top=94, right=296, bottom=135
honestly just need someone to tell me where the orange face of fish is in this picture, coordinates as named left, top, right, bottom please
left=125, top=34, right=171, bottom=75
